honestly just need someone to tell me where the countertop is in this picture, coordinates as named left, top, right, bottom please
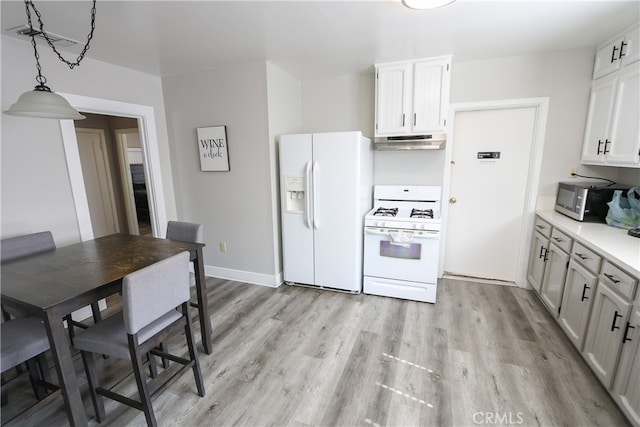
left=536, top=210, right=640, bottom=278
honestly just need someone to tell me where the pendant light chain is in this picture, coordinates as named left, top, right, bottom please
left=25, top=0, right=97, bottom=70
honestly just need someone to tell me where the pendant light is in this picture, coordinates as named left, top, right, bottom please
left=402, top=0, right=456, bottom=10
left=3, top=0, right=97, bottom=120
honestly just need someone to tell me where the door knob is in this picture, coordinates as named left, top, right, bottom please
left=449, top=197, right=457, bottom=204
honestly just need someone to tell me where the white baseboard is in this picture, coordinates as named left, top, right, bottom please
left=205, top=265, right=283, bottom=288
left=442, top=274, right=518, bottom=287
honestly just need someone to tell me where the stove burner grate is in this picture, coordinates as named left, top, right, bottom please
left=373, top=207, right=398, bottom=217
left=410, top=208, right=434, bottom=219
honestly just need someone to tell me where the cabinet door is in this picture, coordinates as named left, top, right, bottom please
left=375, top=63, right=411, bottom=136
left=620, top=25, right=640, bottom=66
left=583, top=281, right=632, bottom=389
left=559, top=260, right=598, bottom=351
left=540, top=243, right=570, bottom=316
left=612, top=307, right=640, bottom=426
left=582, top=74, right=618, bottom=164
left=606, top=63, right=640, bottom=166
left=527, top=232, right=548, bottom=293
left=594, top=37, right=625, bottom=79
left=412, top=58, right=450, bottom=133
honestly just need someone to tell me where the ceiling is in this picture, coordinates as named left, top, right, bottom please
left=2, top=0, right=639, bottom=79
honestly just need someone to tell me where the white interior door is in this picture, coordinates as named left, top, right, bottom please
left=444, top=106, right=538, bottom=283
left=76, top=128, right=119, bottom=238
left=116, top=129, right=142, bottom=235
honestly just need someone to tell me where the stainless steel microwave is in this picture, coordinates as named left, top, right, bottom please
left=555, top=182, right=629, bottom=222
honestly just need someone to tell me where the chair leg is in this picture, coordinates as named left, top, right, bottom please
left=159, top=342, right=170, bottom=369
left=36, top=352, right=52, bottom=384
left=130, top=348, right=157, bottom=427
left=65, top=314, right=75, bottom=342
left=147, top=352, right=158, bottom=378
left=184, top=305, right=205, bottom=397
left=90, top=302, right=102, bottom=324
left=81, top=351, right=106, bottom=422
left=1, top=373, right=8, bottom=406
left=26, top=358, right=47, bottom=400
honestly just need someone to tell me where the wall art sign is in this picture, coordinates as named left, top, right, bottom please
left=197, top=125, right=230, bottom=171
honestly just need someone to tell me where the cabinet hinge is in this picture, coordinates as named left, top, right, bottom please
left=447, top=64, right=450, bottom=71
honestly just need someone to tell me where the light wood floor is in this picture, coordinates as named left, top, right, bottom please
left=1, top=278, right=630, bottom=426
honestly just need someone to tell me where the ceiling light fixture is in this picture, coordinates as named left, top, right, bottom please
left=3, top=0, right=97, bottom=120
left=402, top=0, right=456, bottom=10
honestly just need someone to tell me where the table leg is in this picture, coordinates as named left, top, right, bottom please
left=43, top=310, right=88, bottom=426
left=193, top=247, right=212, bottom=354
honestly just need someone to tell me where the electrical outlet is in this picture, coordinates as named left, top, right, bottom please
left=219, top=242, right=227, bottom=253
left=569, top=166, right=577, bottom=177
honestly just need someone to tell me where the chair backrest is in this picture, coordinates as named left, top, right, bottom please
left=1, top=231, right=56, bottom=264
left=122, top=251, right=191, bottom=335
left=166, top=221, right=203, bottom=244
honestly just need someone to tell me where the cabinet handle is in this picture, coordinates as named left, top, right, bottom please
left=538, top=245, right=545, bottom=259
left=620, top=41, right=628, bottom=58
left=611, top=44, right=619, bottom=63
left=536, top=224, right=546, bottom=231
left=623, top=323, right=635, bottom=343
left=611, top=311, right=622, bottom=331
left=413, top=113, right=416, bottom=126
left=581, top=284, right=590, bottom=301
left=604, top=273, right=620, bottom=284
left=543, top=248, right=549, bottom=262
left=603, top=139, right=611, bottom=155
left=597, top=140, right=604, bottom=155
left=574, top=252, right=588, bottom=260
left=552, top=237, right=564, bottom=243
left=402, top=113, right=405, bottom=127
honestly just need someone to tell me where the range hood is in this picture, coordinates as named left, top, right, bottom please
left=374, top=133, right=446, bottom=150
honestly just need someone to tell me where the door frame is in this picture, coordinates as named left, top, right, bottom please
left=440, top=97, right=549, bottom=288
left=75, top=127, right=120, bottom=235
left=58, top=93, right=167, bottom=241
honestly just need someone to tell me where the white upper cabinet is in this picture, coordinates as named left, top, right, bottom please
left=375, top=56, right=451, bottom=137
left=582, top=24, right=640, bottom=168
left=593, top=25, right=640, bottom=79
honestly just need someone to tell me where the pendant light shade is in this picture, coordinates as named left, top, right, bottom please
left=402, top=0, right=456, bottom=9
left=4, top=86, right=85, bottom=120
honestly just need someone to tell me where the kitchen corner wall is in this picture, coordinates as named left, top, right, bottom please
left=162, top=61, right=288, bottom=285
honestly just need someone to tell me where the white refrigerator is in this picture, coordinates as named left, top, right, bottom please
left=279, top=131, right=373, bottom=293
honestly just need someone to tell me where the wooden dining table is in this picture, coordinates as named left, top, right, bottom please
left=0, top=233, right=213, bottom=426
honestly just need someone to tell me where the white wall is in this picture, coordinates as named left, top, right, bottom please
left=1, top=36, right=176, bottom=246
left=266, top=62, right=303, bottom=282
left=162, top=61, right=280, bottom=284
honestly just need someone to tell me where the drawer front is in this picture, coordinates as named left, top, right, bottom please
left=601, top=261, right=638, bottom=300
left=534, top=217, right=552, bottom=238
left=571, top=241, right=602, bottom=274
left=550, top=228, right=572, bottom=254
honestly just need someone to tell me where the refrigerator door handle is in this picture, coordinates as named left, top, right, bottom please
left=305, top=161, right=312, bottom=229
left=312, top=161, right=319, bottom=229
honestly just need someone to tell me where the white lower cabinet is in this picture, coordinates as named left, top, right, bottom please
left=612, top=307, right=640, bottom=426
left=539, top=242, right=570, bottom=316
left=559, top=260, right=598, bottom=350
left=528, top=214, right=639, bottom=425
left=583, top=281, right=632, bottom=389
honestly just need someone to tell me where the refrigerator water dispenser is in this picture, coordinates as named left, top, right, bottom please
left=284, top=175, right=305, bottom=213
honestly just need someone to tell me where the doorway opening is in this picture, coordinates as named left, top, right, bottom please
left=74, top=116, right=151, bottom=237
left=59, top=93, right=168, bottom=241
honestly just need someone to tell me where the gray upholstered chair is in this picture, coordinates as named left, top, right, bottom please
left=166, top=221, right=203, bottom=291
left=73, top=251, right=205, bottom=426
left=1, top=317, right=55, bottom=405
left=0, top=232, right=102, bottom=338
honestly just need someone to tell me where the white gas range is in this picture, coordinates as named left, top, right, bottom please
left=363, top=185, right=442, bottom=303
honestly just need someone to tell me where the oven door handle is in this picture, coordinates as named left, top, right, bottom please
left=364, top=228, right=440, bottom=239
